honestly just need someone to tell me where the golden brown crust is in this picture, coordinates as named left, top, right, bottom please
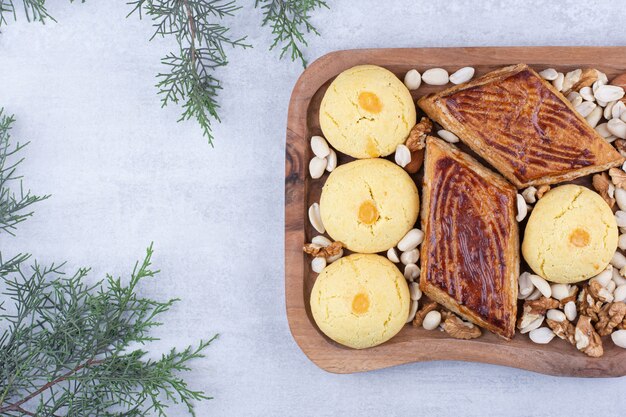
left=418, top=64, right=624, bottom=188
left=419, top=137, right=518, bottom=339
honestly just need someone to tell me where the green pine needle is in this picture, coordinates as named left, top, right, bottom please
left=0, top=244, right=215, bottom=417
left=0, top=0, right=84, bottom=27
left=255, top=0, right=328, bottom=67
left=0, top=0, right=54, bottom=26
left=0, top=253, right=30, bottom=277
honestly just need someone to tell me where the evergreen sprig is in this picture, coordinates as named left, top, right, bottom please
left=127, top=0, right=250, bottom=145
left=0, top=244, right=215, bottom=417
left=0, top=109, right=49, bottom=236
left=255, top=0, right=327, bottom=67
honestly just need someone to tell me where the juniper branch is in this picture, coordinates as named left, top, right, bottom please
left=127, top=0, right=250, bottom=145
left=0, top=245, right=215, bottom=417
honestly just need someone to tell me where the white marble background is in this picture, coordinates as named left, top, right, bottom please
left=1, top=1, right=625, bottom=416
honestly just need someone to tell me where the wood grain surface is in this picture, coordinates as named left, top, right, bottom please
left=285, top=47, right=626, bottom=377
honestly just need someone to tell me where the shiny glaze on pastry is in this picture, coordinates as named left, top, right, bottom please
left=418, top=64, right=624, bottom=188
left=420, top=137, right=518, bottom=339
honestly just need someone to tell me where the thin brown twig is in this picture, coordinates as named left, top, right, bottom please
left=0, top=358, right=104, bottom=413
left=181, top=0, right=197, bottom=66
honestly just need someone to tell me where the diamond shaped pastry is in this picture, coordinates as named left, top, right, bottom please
left=420, top=137, right=518, bottom=339
left=418, top=64, right=624, bottom=188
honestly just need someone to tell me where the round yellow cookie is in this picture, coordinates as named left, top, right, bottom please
left=320, top=158, right=419, bottom=253
left=522, top=184, right=618, bottom=283
left=319, top=65, right=416, bottom=159
left=310, top=254, right=410, bottom=349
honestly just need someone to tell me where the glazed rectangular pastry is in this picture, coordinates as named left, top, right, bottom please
left=418, top=64, right=624, bottom=188
left=420, top=137, right=518, bottom=339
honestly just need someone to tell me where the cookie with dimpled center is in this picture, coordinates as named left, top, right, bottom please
left=522, top=184, right=618, bottom=283
left=319, top=65, right=416, bottom=159
left=320, top=158, right=419, bottom=254
left=310, top=254, right=410, bottom=349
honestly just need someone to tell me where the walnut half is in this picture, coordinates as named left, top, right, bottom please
left=441, top=312, right=481, bottom=339
left=546, top=319, right=575, bottom=345
left=302, top=241, right=343, bottom=258
left=526, top=297, right=560, bottom=315
left=575, top=316, right=604, bottom=358
left=578, top=285, right=604, bottom=322
left=592, top=172, right=615, bottom=208
left=405, top=117, right=432, bottom=152
left=595, top=302, right=626, bottom=336
left=587, top=280, right=614, bottom=304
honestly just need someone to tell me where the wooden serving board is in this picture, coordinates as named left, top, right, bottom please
left=285, top=47, right=626, bottom=377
